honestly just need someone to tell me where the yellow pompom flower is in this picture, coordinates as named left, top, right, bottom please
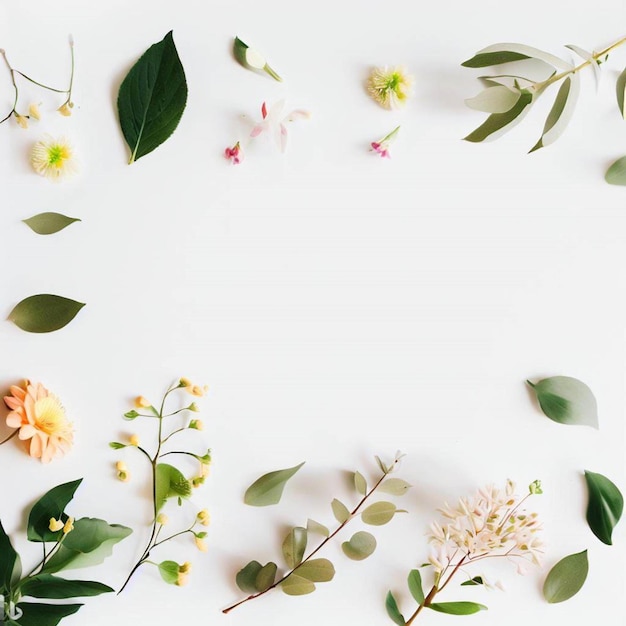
left=367, top=65, right=413, bottom=110
left=30, top=135, right=77, bottom=182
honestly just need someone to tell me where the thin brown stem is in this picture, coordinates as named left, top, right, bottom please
left=0, top=429, right=18, bottom=445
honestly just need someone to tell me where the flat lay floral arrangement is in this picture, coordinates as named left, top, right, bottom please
left=0, top=16, right=624, bottom=626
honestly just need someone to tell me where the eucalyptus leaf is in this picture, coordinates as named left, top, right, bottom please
left=16, top=602, right=82, bottom=626
left=293, top=558, right=335, bottom=582
left=543, top=550, right=588, bottom=603
left=22, top=213, right=81, bottom=235
left=617, top=66, right=626, bottom=118
left=42, top=518, right=132, bottom=573
left=464, top=91, right=533, bottom=142
left=565, top=45, right=601, bottom=89
left=429, top=601, right=487, bottom=615
left=306, top=519, right=329, bottom=537
left=282, top=527, right=307, bottom=569
left=464, top=43, right=572, bottom=70
left=235, top=560, right=263, bottom=593
left=0, top=520, right=19, bottom=593
left=584, top=470, right=623, bottom=545
left=341, top=531, right=376, bottom=561
left=465, top=85, right=521, bottom=113
left=407, top=569, right=425, bottom=604
left=281, top=573, right=315, bottom=595
left=380, top=478, right=412, bottom=496
left=28, top=479, right=83, bottom=542
left=255, top=562, right=277, bottom=593
left=233, top=36, right=282, bottom=81
left=9, top=294, right=85, bottom=333
left=527, top=376, right=598, bottom=428
left=462, top=51, right=531, bottom=68
left=605, top=156, right=626, bottom=185
left=155, top=463, right=192, bottom=513
left=354, top=471, right=368, bottom=496
left=19, top=575, right=113, bottom=598
left=244, top=462, right=305, bottom=506
left=529, top=74, right=580, bottom=152
left=157, top=561, right=180, bottom=585
left=331, top=498, right=351, bottom=523
left=118, top=31, right=188, bottom=163
left=361, top=501, right=397, bottom=526
left=385, top=591, right=406, bottom=626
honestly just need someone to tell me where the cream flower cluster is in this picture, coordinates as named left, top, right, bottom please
left=428, top=480, right=543, bottom=574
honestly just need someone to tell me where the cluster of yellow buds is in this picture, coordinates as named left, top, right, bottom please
left=179, top=377, right=208, bottom=398
left=116, top=460, right=130, bottom=482
left=197, top=509, right=210, bottom=526
left=48, top=516, right=74, bottom=534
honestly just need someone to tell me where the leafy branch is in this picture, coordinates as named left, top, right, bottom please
left=223, top=451, right=410, bottom=614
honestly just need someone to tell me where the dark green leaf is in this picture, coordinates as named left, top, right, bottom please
left=28, top=479, right=83, bottom=542
left=605, top=156, right=626, bottom=185
left=282, top=527, right=307, bottom=569
left=462, top=51, right=531, bottom=67
left=155, top=463, right=192, bottom=513
left=20, top=574, right=113, bottom=598
left=22, top=213, right=81, bottom=235
left=543, top=550, right=588, bottom=603
left=341, top=531, right=377, bottom=561
left=354, top=471, right=367, bottom=495
left=584, top=471, right=623, bottom=545
left=361, top=501, right=397, bottom=526
left=429, top=602, right=487, bottom=614
left=42, top=517, right=132, bottom=573
left=380, top=478, right=412, bottom=496
left=0, top=520, right=19, bottom=593
left=244, top=462, right=305, bottom=506
left=118, top=31, right=188, bottom=163
left=306, top=519, right=329, bottom=537
left=331, top=498, right=351, bottom=523
left=461, top=576, right=484, bottom=586
left=464, top=91, right=533, bottom=142
left=255, top=562, right=277, bottom=593
left=16, top=602, right=82, bottom=626
left=293, top=558, right=335, bottom=582
left=385, top=591, right=406, bottom=626
left=158, top=561, right=180, bottom=585
left=235, top=561, right=263, bottom=593
left=617, top=66, right=626, bottom=118
left=280, top=573, right=315, bottom=595
left=9, top=295, right=85, bottom=333
left=527, top=377, right=598, bottom=428
left=408, top=569, right=425, bottom=604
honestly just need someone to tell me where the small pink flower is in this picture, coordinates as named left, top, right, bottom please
left=224, top=141, right=243, bottom=164
left=370, top=126, right=400, bottom=159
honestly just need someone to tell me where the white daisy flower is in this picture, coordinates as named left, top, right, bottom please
left=30, top=135, right=77, bottom=182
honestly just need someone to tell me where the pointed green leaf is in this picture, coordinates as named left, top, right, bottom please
left=28, top=479, right=83, bottom=542
left=244, top=462, right=305, bottom=506
left=361, top=501, right=397, bottom=526
left=118, top=31, right=188, bottom=163
left=462, top=51, right=531, bottom=68
left=255, top=562, right=277, bottom=592
left=464, top=91, right=533, bottom=142
left=354, top=471, right=368, bottom=495
left=385, top=591, right=406, bottom=626
left=529, top=75, right=580, bottom=152
left=461, top=576, right=484, bottom=586
left=19, top=574, right=113, bottom=598
left=527, top=376, right=598, bottom=428
left=306, top=518, right=329, bottom=537
left=463, top=43, right=571, bottom=70
left=342, top=531, right=377, bottom=560
left=465, top=85, right=521, bottom=113
left=408, top=569, right=425, bottom=604
left=380, top=478, right=412, bottom=496
left=617, top=66, right=626, bottom=118
left=294, top=558, right=335, bottom=582
left=543, top=550, right=588, bottom=603
left=22, top=212, right=81, bottom=235
left=157, top=561, right=180, bottom=585
left=331, top=498, right=351, bottom=523
left=16, top=602, right=82, bottom=626
left=281, top=573, right=315, bottom=595
left=584, top=471, right=623, bottom=545
left=42, top=517, right=132, bottom=573
left=0, top=520, right=19, bottom=593
left=235, top=560, right=263, bottom=593
left=375, top=455, right=389, bottom=474
left=429, top=601, right=488, bottom=615
left=9, top=294, right=85, bottom=333
left=605, top=156, right=626, bottom=185
left=155, top=463, right=192, bottom=513
left=282, top=527, right=307, bottom=569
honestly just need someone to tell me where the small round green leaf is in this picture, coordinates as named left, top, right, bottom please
left=584, top=471, right=623, bottom=545
left=361, top=501, right=397, bottom=526
left=606, top=156, right=626, bottom=186
left=158, top=560, right=180, bottom=585
left=385, top=591, right=406, bottom=626
left=281, top=573, right=315, bottom=596
left=527, top=376, right=598, bottom=428
left=255, top=562, right=277, bottom=593
left=22, top=213, right=81, bottom=235
left=282, top=527, right=307, bottom=569
left=9, top=294, right=85, bottom=333
left=306, top=518, right=330, bottom=537
left=293, top=558, right=335, bottom=582
left=342, top=531, right=377, bottom=561
left=354, top=471, right=368, bottom=495
left=235, top=560, right=263, bottom=593
left=543, top=550, right=588, bottom=603
left=331, top=498, right=351, bottom=523
left=244, top=462, right=305, bottom=506
left=380, top=478, right=412, bottom=496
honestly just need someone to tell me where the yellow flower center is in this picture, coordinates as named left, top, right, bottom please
left=47, top=145, right=70, bottom=167
left=34, top=396, right=67, bottom=434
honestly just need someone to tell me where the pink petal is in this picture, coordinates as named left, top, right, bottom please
left=251, top=124, right=266, bottom=138
left=6, top=412, right=23, bottom=428
left=261, top=102, right=268, bottom=119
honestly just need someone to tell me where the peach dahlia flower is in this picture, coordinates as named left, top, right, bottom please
left=4, top=381, right=73, bottom=463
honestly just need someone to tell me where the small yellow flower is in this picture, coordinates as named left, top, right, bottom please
left=115, top=461, right=127, bottom=472
left=176, top=572, right=189, bottom=586
left=28, top=103, right=41, bottom=120
left=134, top=396, right=150, bottom=408
left=201, top=464, right=210, bottom=478
left=194, top=537, right=208, bottom=552
left=190, top=385, right=205, bottom=397
left=63, top=517, right=74, bottom=534
left=367, top=65, right=413, bottom=110
left=197, top=509, right=210, bottom=526
left=30, top=135, right=77, bottom=182
left=117, top=470, right=130, bottom=482
left=188, top=402, right=200, bottom=413
left=156, top=513, right=169, bottom=526
left=49, top=518, right=64, bottom=532
left=189, top=419, right=203, bottom=430
left=179, top=561, right=192, bottom=574
left=57, top=102, right=72, bottom=117
left=129, top=434, right=140, bottom=446
left=192, top=476, right=205, bottom=488
left=14, top=113, right=28, bottom=129
left=179, top=377, right=192, bottom=388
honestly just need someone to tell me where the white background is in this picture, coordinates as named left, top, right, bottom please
left=0, top=0, right=624, bottom=624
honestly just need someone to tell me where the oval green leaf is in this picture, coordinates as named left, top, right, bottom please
left=9, top=294, right=85, bottom=333
left=429, top=601, right=487, bottom=615
left=527, top=376, right=598, bottom=428
left=354, top=471, right=368, bottom=495
left=361, top=501, right=397, bottom=526
left=543, top=550, right=588, bottom=603
left=255, top=562, right=277, bottom=592
left=20, top=574, right=113, bottom=598
left=294, top=558, right=335, bottom=582
left=584, top=470, right=623, bottom=545
left=244, top=461, right=305, bottom=506
left=235, top=560, right=263, bottom=593
left=16, top=602, right=82, bottom=626
left=380, top=478, right=412, bottom=496
left=28, top=479, right=83, bottom=542
left=331, top=498, right=351, bottom=523
left=282, top=526, right=307, bottom=569
left=617, top=66, right=626, bottom=118
left=605, top=156, right=626, bottom=186
left=342, top=531, right=377, bottom=560
left=464, top=91, right=533, bottom=143
left=118, top=31, right=188, bottom=163
left=408, top=569, right=425, bottom=604
left=385, top=591, right=406, bottom=626
left=306, top=518, right=329, bottom=537
left=281, top=573, right=315, bottom=596
left=465, top=85, right=521, bottom=113
left=157, top=561, right=180, bottom=585
left=22, top=212, right=81, bottom=235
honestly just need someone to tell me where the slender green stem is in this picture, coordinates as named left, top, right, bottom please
left=13, top=70, right=67, bottom=94
left=0, top=50, right=18, bottom=124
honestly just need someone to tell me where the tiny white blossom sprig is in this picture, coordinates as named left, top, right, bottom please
left=371, top=126, right=400, bottom=158
left=367, top=65, right=413, bottom=110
